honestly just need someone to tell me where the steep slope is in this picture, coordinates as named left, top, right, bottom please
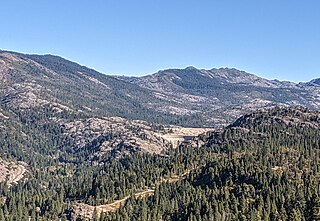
left=0, top=51, right=173, bottom=123
left=121, top=67, right=320, bottom=126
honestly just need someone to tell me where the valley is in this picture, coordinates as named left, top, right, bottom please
left=156, top=127, right=212, bottom=148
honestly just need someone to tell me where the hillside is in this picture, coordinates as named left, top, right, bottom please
left=0, top=51, right=179, bottom=124
left=1, top=51, right=237, bottom=127
left=98, top=107, right=320, bottom=221
left=1, top=105, right=320, bottom=220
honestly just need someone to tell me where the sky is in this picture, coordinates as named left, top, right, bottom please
left=0, top=0, right=319, bottom=82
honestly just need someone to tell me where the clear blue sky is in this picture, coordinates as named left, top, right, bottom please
left=1, top=0, right=319, bottom=82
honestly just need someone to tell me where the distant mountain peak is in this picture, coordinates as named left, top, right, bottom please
left=185, top=66, right=197, bottom=70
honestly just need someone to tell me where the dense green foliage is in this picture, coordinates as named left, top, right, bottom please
left=99, top=109, right=320, bottom=221
left=1, top=107, right=320, bottom=220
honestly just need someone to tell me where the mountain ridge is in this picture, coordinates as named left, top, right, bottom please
left=1, top=50, right=319, bottom=128
left=120, top=65, right=320, bottom=126
left=2, top=48, right=318, bottom=84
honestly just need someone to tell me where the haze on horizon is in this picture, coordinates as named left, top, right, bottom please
left=1, top=0, right=319, bottom=82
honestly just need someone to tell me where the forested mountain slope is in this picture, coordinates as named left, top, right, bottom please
left=0, top=50, right=185, bottom=125
left=1, top=107, right=320, bottom=220
left=101, top=107, right=320, bottom=221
